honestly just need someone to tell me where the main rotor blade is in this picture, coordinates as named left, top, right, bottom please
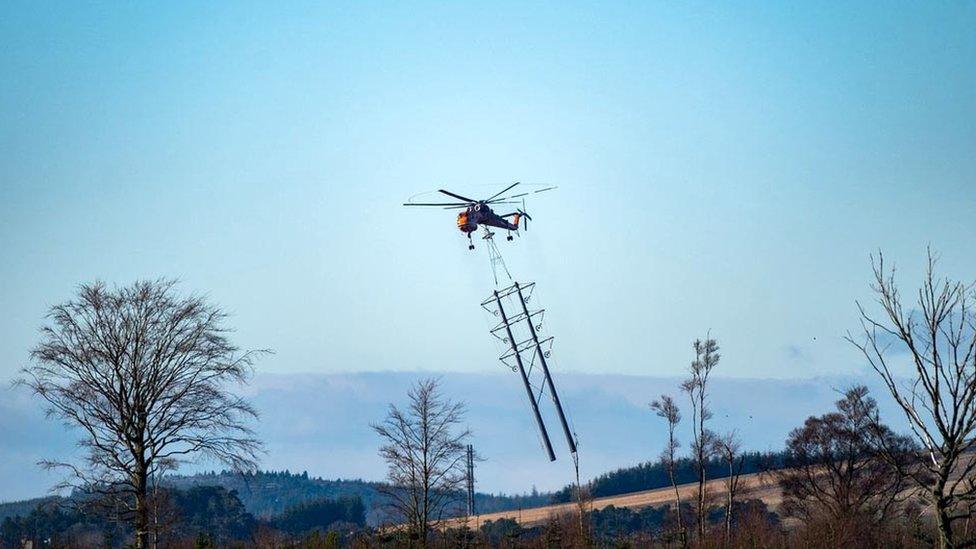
left=486, top=182, right=520, bottom=202
left=404, top=202, right=470, bottom=207
left=488, top=185, right=557, bottom=203
left=438, top=189, right=477, bottom=202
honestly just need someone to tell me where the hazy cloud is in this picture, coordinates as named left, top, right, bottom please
left=0, top=371, right=911, bottom=502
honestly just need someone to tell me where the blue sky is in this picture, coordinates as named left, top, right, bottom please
left=1, top=2, right=974, bottom=386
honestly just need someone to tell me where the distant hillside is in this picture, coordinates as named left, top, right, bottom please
left=1, top=484, right=357, bottom=546
left=165, top=470, right=383, bottom=520
left=0, top=470, right=548, bottom=528
left=0, top=496, right=57, bottom=523
left=462, top=472, right=784, bottom=530
left=550, top=451, right=787, bottom=503
left=164, top=470, right=551, bottom=526
left=0, top=455, right=784, bottom=528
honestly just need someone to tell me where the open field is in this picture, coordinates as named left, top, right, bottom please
left=452, top=472, right=782, bottom=529
left=452, top=451, right=976, bottom=531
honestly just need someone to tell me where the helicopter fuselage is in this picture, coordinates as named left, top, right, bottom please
left=457, top=203, right=519, bottom=233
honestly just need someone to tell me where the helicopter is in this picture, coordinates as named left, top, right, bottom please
left=403, top=182, right=556, bottom=249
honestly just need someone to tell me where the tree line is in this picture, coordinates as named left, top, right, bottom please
left=0, top=487, right=364, bottom=548
left=548, top=451, right=785, bottom=504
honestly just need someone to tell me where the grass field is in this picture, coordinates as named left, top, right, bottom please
left=449, top=472, right=782, bottom=529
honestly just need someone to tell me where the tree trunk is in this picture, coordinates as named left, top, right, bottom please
left=697, top=459, right=706, bottom=540
left=932, top=462, right=956, bottom=549
left=669, top=466, right=683, bottom=531
left=668, top=465, right=686, bottom=547
left=424, top=492, right=430, bottom=547
left=935, top=493, right=954, bottom=549
left=697, top=392, right=707, bottom=541
left=725, top=471, right=732, bottom=545
left=134, top=468, right=149, bottom=549
left=725, top=482, right=732, bottom=545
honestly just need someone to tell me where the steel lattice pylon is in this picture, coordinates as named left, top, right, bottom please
left=481, top=281, right=577, bottom=461
left=465, top=444, right=475, bottom=516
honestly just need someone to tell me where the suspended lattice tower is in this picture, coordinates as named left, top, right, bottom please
left=482, top=282, right=577, bottom=461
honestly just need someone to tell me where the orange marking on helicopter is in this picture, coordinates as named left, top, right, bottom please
left=456, top=212, right=476, bottom=233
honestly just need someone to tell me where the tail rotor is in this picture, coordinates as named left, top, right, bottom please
left=518, top=198, right=532, bottom=231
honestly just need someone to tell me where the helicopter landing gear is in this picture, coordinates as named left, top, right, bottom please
left=468, top=244, right=475, bottom=250
left=506, top=234, right=513, bottom=241
left=467, top=233, right=475, bottom=250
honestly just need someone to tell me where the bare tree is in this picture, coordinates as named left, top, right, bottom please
left=372, top=378, right=470, bottom=547
left=713, top=431, right=745, bottom=545
left=681, top=336, right=719, bottom=540
left=18, top=280, right=264, bottom=549
left=778, top=386, right=915, bottom=528
left=650, top=394, right=684, bottom=537
left=848, top=250, right=976, bottom=548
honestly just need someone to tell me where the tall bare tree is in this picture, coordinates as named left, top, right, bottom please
left=778, top=386, right=914, bottom=528
left=650, top=394, right=684, bottom=537
left=849, top=250, right=976, bottom=548
left=713, top=431, right=745, bottom=545
left=681, top=336, right=719, bottom=540
left=372, top=378, right=470, bottom=547
left=18, top=280, right=264, bottom=549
